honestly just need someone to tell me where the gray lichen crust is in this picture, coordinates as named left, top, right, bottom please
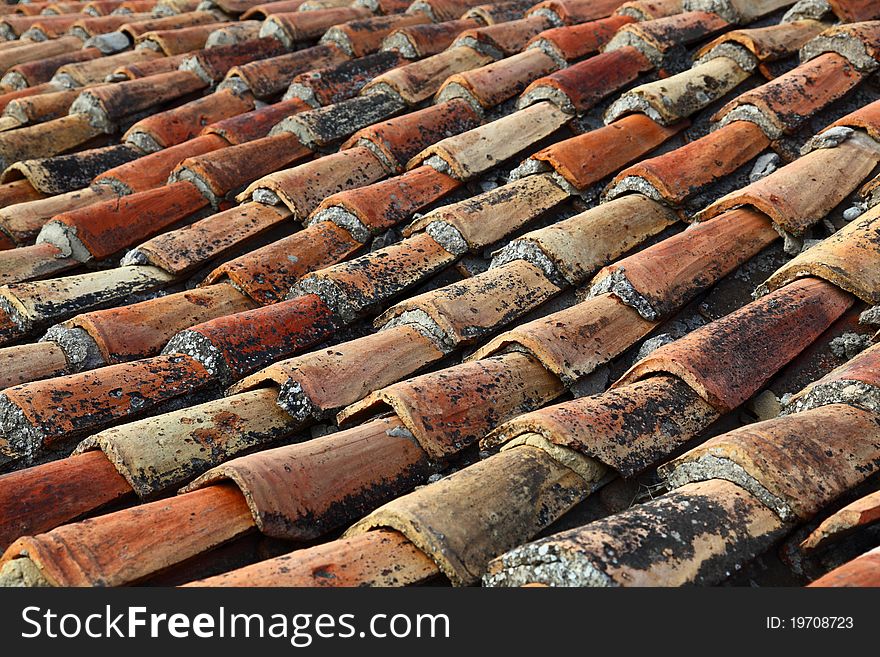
left=589, top=268, right=658, bottom=320
left=289, top=276, right=358, bottom=324
left=425, top=220, right=468, bottom=256
left=717, top=104, right=781, bottom=139
left=36, top=221, right=93, bottom=262
left=42, top=325, right=105, bottom=372
left=694, top=42, right=758, bottom=72
left=276, top=379, right=323, bottom=423
left=602, top=175, right=664, bottom=204
left=310, top=205, right=370, bottom=243
left=163, top=330, right=233, bottom=385
left=381, top=308, right=454, bottom=352
left=784, top=380, right=880, bottom=416
left=490, top=239, right=567, bottom=287
left=0, top=394, right=48, bottom=463
left=664, top=455, right=793, bottom=521
left=483, top=543, right=617, bottom=587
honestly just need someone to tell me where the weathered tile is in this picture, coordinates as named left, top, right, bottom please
left=0, top=450, right=132, bottom=551
left=362, top=45, right=494, bottom=104
left=203, top=96, right=309, bottom=144
left=54, top=49, right=162, bottom=87
left=713, top=53, right=864, bottom=138
left=465, top=0, right=538, bottom=24
left=411, top=101, right=569, bottom=178
left=699, top=130, right=880, bottom=234
left=164, top=292, right=337, bottom=382
left=527, top=14, right=635, bottom=62
left=132, top=202, right=291, bottom=275
left=311, top=165, right=460, bottom=238
left=528, top=0, right=630, bottom=25
left=472, top=293, right=656, bottom=384
left=231, top=323, right=443, bottom=419
left=109, top=53, right=189, bottom=81
left=0, top=48, right=101, bottom=90
left=484, top=479, right=785, bottom=587
left=454, top=16, right=553, bottom=57
left=606, top=121, right=770, bottom=205
left=346, top=445, right=593, bottom=585
left=39, top=181, right=209, bottom=262
left=77, top=387, right=297, bottom=497
left=321, top=13, right=430, bottom=57
left=518, top=47, right=653, bottom=114
left=494, top=193, right=678, bottom=286
left=3, top=143, right=141, bottom=197
left=260, top=6, right=372, bottom=47
left=65, top=283, right=258, bottom=363
left=0, top=483, right=254, bottom=586
left=186, top=529, right=438, bottom=587
left=800, top=20, right=880, bottom=73
left=0, top=265, right=174, bottom=334
left=124, top=89, right=254, bottom=151
left=342, top=99, right=481, bottom=172
left=180, top=37, right=293, bottom=84
left=0, top=114, right=104, bottom=172
left=95, top=133, right=228, bottom=194
left=221, top=43, right=347, bottom=99
left=339, top=352, right=564, bottom=458
left=1, top=188, right=105, bottom=247
left=0, top=352, right=214, bottom=458
left=240, top=146, right=386, bottom=218
left=808, top=546, right=880, bottom=587
left=663, top=403, right=880, bottom=521
left=173, top=132, right=311, bottom=206
left=0, top=243, right=78, bottom=287
left=204, top=220, right=362, bottom=304
left=184, top=416, right=432, bottom=539
left=285, top=51, right=406, bottom=107
left=136, top=22, right=236, bottom=55
left=616, top=278, right=854, bottom=413
left=603, top=10, right=730, bottom=66
left=801, top=489, right=880, bottom=552
left=530, top=114, right=685, bottom=191
left=0, top=341, right=69, bottom=390
left=379, top=259, right=563, bottom=348
left=484, top=375, right=719, bottom=476
left=436, top=48, right=559, bottom=110
left=606, top=56, right=752, bottom=126
left=381, top=19, right=479, bottom=58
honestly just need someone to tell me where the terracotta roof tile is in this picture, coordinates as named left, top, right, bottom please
left=530, top=113, right=685, bottom=190
left=321, top=13, right=431, bottom=57
left=808, top=546, right=880, bottom=587
left=365, top=44, right=494, bottom=103
left=230, top=322, right=443, bottom=418
left=0, top=450, right=132, bottom=552
left=826, top=0, right=880, bottom=22
left=94, top=133, right=228, bottom=194
left=221, top=43, right=349, bottom=98
left=714, top=52, right=864, bottom=138
left=410, top=0, right=492, bottom=22
left=0, top=186, right=116, bottom=246
left=381, top=18, right=480, bottom=57
left=240, top=145, right=386, bottom=216
left=71, top=14, right=154, bottom=41
left=485, top=479, right=785, bottom=586
left=0, top=352, right=214, bottom=457
left=203, top=96, right=310, bottom=143
left=0, top=483, right=253, bottom=586
left=0, top=48, right=101, bottom=90
left=436, top=47, right=559, bottom=109
left=261, top=7, right=373, bottom=47
left=240, top=0, right=310, bottom=20
left=184, top=416, right=431, bottom=539
left=205, top=219, right=362, bottom=303
left=519, top=47, right=653, bottom=114
left=118, top=10, right=222, bottom=40
left=663, top=402, right=880, bottom=521
left=172, top=131, right=311, bottom=206
left=785, top=341, right=880, bottom=414
left=699, top=129, right=880, bottom=234
left=762, top=205, right=880, bottom=304
left=615, top=0, right=683, bottom=21
left=342, top=98, right=481, bottom=171
left=68, top=284, right=258, bottom=363
left=527, top=0, right=630, bottom=25
left=40, top=181, right=209, bottom=262
left=53, top=49, right=162, bottom=87
left=286, top=50, right=407, bottom=107
left=0, top=242, right=78, bottom=287
left=180, top=37, right=293, bottom=83
left=123, top=88, right=254, bottom=151
left=0, top=113, right=104, bottom=171
left=465, top=0, right=538, bottom=23
left=0, top=178, right=45, bottom=209
left=603, top=10, right=730, bottom=66
left=311, top=164, right=460, bottom=237
left=108, top=53, right=189, bottom=80
left=605, top=120, right=771, bottom=205
left=483, top=375, right=719, bottom=476
left=186, top=528, right=438, bottom=587
left=346, top=443, right=591, bottom=585
left=617, top=278, right=853, bottom=413
left=454, top=15, right=553, bottom=57
left=527, top=13, right=635, bottom=62
left=132, top=201, right=291, bottom=275
left=76, top=387, right=295, bottom=498
left=136, top=22, right=239, bottom=55
left=801, top=20, right=880, bottom=73
left=800, top=489, right=880, bottom=552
